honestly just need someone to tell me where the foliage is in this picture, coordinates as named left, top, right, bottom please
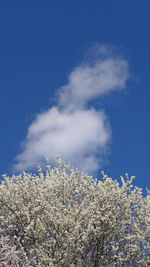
left=0, top=159, right=150, bottom=266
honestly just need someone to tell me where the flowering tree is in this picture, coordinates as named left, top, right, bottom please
left=0, top=159, right=150, bottom=266
left=0, top=228, right=20, bottom=267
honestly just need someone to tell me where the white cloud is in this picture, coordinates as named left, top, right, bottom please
left=58, top=58, right=129, bottom=111
left=14, top=45, right=129, bottom=173
left=15, top=108, right=110, bottom=173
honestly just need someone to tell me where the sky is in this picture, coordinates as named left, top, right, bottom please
left=0, top=0, right=150, bottom=189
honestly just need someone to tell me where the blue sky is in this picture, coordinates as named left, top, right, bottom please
left=0, top=0, right=150, bottom=189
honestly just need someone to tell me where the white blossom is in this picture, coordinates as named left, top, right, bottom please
left=0, top=159, right=150, bottom=266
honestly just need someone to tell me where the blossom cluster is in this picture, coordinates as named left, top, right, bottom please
left=0, top=228, right=20, bottom=267
left=0, top=159, right=150, bottom=266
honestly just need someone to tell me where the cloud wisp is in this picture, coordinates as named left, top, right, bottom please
left=14, top=46, right=129, bottom=173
